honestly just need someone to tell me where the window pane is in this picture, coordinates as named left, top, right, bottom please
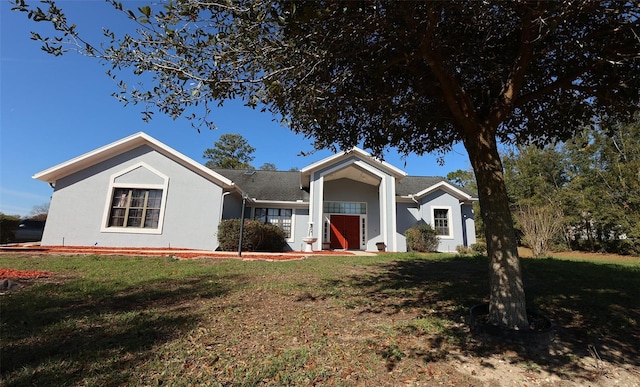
left=267, top=208, right=279, bottom=226
left=130, top=190, right=146, bottom=208
left=112, top=189, right=129, bottom=207
left=254, top=208, right=267, bottom=223
left=147, top=190, right=162, bottom=209
left=144, top=209, right=160, bottom=228
left=127, top=209, right=143, bottom=227
left=109, top=208, right=125, bottom=227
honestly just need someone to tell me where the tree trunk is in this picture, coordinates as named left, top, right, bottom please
left=463, top=125, right=529, bottom=330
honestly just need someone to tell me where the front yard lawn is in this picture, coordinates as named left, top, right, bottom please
left=1, top=252, right=638, bottom=386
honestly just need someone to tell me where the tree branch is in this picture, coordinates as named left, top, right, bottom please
left=418, top=6, right=477, bottom=133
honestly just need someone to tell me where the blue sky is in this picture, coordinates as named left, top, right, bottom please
left=1, top=1, right=470, bottom=217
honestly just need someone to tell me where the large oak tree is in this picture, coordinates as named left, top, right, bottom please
left=14, top=0, right=639, bottom=329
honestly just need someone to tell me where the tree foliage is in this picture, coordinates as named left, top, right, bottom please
left=13, top=0, right=640, bottom=329
left=29, top=202, right=50, bottom=221
left=259, top=162, right=277, bottom=171
left=504, top=118, right=640, bottom=255
left=203, top=133, right=255, bottom=169
left=446, top=170, right=476, bottom=192
left=563, top=119, right=640, bottom=254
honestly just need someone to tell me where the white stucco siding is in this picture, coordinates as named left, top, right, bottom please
left=291, top=208, right=310, bottom=251
left=41, top=145, right=224, bottom=250
left=419, top=191, right=467, bottom=252
left=395, top=202, right=421, bottom=252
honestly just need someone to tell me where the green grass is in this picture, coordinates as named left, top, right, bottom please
left=1, top=252, right=638, bottom=385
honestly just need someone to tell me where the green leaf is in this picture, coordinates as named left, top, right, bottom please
left=138, top=5, right=151, bottom=18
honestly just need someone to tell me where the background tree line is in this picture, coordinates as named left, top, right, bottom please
left=451, top=117, right=640, bottom=257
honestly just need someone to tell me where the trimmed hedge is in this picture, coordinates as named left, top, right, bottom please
left=217, top=219, right=287, bottom=252
left=405, top=223, right=439, bottom=252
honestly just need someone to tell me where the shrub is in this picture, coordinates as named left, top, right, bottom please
left=258, top=223, right=288, bottom=252
left=217, top=219, right=287, bottom=252
left=405, top=224, right=439, bottom=252
left=609, top=238, right=640, bottom=256
left=456, top=245, right=472, bottom=255
left=470, top=242, right=487, bottom=256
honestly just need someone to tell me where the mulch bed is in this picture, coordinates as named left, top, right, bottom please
left=0, top=268, right=51, bottom=280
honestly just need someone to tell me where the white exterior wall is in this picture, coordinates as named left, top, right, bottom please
left=461, top=204, right=476, bottom=248
left=395, top=202, right=421, bottom=252
left=291, top=208, right=310, bottom=251
left=42, top=145, right=224, bottom=250
left=419, top=191, right=469, bottom=252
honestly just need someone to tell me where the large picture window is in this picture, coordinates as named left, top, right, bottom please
left=254, top=208, right=293, bottom=238
left=109, top=188, right=163, bottom=229
left=433, top=208, right=451, bottom=237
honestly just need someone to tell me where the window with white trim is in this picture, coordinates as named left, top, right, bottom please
left=433, top=208, right=452, bottom=237
left=254, top=208, right=293, bottom=238
left=109, top=188, right=163, bottom=229
left=101, top=162, right=169, bottom=234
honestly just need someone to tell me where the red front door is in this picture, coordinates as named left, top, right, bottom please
left=330, top=215, right=360, bottom=249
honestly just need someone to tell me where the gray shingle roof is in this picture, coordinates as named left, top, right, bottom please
left=215, top=169, right=475, bottom=201
left=395, top=176, right=446, bottom=196
left=214, top=169, right=309, bottom=201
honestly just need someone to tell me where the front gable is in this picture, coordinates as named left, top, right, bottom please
left=300, top=147, right=407, bottom=188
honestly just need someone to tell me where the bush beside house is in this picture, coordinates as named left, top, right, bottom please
left=217, top=219, right=287, bottom=252
left=405, top=224, right=439, bottom=252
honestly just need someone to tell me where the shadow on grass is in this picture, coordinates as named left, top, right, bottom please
left=322, top=255, right=639, bottom=375
left=0, top=273, right=239, bottom=386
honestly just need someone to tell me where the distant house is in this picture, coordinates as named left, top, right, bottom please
left=34, top=132, right=477, bottom=252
